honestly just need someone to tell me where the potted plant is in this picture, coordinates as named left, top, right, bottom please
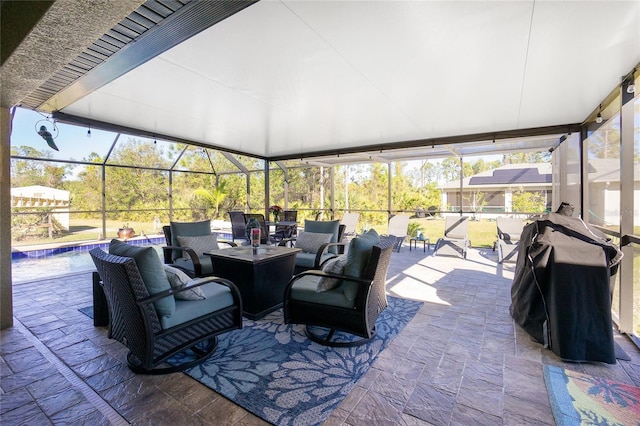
left=269, top=205, right=283, bottom=222
left=117, top=223, right=135, bottom=239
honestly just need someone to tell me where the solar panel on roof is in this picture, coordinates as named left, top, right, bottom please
left=469, top=168, right=551, bottom=185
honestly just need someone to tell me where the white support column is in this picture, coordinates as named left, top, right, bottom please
left=618, top=89, right=635, bottom=334
left=1, top=107, right=14, bottom=329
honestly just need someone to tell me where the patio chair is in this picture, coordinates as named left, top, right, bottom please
left=381, top=214, right=410, bottom=252
left=283, top=230, right=393, bottom=347
left=228, top=211, right=248, bottom=244
left=290, top=219, right=347, bottom=274
left=496, top=217, right=524, bottom=263
left=434, top=216, right=470, bottom=259
left=90, top=244, right=243, bottom=374
left=271, top=209, right=298, bottom=242
left=340, top=212, right=360, bottom=238
left=162, top=219, right=236, bottom=277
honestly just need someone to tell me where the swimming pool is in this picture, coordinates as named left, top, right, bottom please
left=11, top=238, right=165, bottom=283
left=11, top=232, right=234, bottom=283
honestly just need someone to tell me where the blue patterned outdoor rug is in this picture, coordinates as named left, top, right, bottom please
left=169, top=296, right=422, bottom=426
left=78, top=306, right=93, bottom=319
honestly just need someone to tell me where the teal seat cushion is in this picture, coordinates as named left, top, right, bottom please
left=170, top=220, right=211, bottom=261
left=290, top=275, right=355, bottom=309
left=303, top=219, right=340, bottom=254
left=160, top=279, right=235, bottom=329
left=109, top=239, right=175, bottom=317
left=343, top=229, right=380, bottom=300
left=295, top=251, right=336, bottom=269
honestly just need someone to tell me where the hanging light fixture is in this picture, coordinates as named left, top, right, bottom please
left=627, top=79, right=636, bottom=94
left=625, top=69, right=636, bottom=94
left=596, top=104, right=603, bottom=124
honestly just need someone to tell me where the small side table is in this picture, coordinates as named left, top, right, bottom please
left=409, top=238, right=430, bottom=252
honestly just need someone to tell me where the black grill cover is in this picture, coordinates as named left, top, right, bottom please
left=510, top=213, right=623, bottom=364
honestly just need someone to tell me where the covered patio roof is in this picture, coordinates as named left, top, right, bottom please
left=2, top=0, right=639, bottom=164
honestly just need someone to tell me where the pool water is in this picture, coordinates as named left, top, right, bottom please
left=12, top=250, right=100, bottom=282
left=11, top=231, right=234, bottom=283
left=11, top=240, right=165, bottom=283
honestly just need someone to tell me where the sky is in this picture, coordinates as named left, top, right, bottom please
left=10, top=107, right=142, bottom=162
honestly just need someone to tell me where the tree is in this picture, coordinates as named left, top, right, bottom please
left=11, top=146, right=70, bottom=188
left=193, top=181, right=228, bottom=219
left=586, top=128, right=620, bottom=160
left=441, top=157, right=461, bottom=183
left=512, top=190, right=547, bottom=213
left=503, top=151, right=550, bottom=164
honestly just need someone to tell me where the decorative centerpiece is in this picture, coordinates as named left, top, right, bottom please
left=269, top=205, right=283, bottom=222
left=245, top=217, right=261, bottom=241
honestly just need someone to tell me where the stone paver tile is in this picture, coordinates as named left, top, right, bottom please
left=455, top=376, right=503, bottom=417
left=196, top=392, right=252, bottom=425
left=49, top=400, right=111, bottom=426
left=0, top=362, right=59, bottom=392
left=346, top=389, right=404, bottom=426
left=53, top=339, right=106, bottom=367
left=0, top=386, right=35, bottom=415
left=3, top=347, right=48, bottom=374
left=503, top=393, right=555, bottom=424
left=404, top=381, right=456, bottom=425
left=26, top=372, right=72, bottom=399
left=0, top=401, right=52, bottom=425
left=37, top=387, right=87, bottom=417
left=369, top=370, right=417, bottom=405
left=450, top=402, right=502, bottom=426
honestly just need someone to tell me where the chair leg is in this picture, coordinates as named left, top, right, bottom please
left=126, top=337, right=218, bottom=375
left=305, top=325, right=374, bottom=347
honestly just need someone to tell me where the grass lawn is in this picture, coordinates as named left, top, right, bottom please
left=409, top=218, right=500, bottom=248
left=12, top=218, right=164, bottom=247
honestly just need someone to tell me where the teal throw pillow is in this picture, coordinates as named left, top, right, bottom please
left=163, top=265, right=206, bottom=301
left=176, top=234, right=219, bottom=260
left=317, top=256, right=346, bottom=292
left=343, top=229, right=380, bottom=301
left=294, top=231, right=333, bottom=253
left=304, top=219, right=340, bottom=254
left=170, top=220, right=211, bottom=261
left=109, top=239, right=175, bottom=317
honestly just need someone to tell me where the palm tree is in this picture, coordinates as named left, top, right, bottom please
left=194, top=182, right=227, bottom=219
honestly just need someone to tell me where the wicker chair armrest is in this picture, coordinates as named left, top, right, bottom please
left=277, top=237, right=295, bottom=247
left=163, top=245, right=203, bottom=276
left=218, top=240, right=238, bottom=248
left=313, top=242, right=348, bottom=268
left=162, top=247, right=173, bottom=264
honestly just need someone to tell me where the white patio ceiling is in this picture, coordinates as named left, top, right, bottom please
left=37, top=1, right=640, bottom=160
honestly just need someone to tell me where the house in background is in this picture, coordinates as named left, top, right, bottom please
left=439, top=163, right=552, bottom=218
left=586, top=158, right=640, bottom=227
left=10, top=186, right=71, bottom=238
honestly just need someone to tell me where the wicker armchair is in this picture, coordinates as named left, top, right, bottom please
left=283, top=234, right=393, bottom=347
left=162, top=220, right=236, bottom=277
left=90, top=247, right=243, bottom=374
left=287, top=220, right=347, bottom=274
